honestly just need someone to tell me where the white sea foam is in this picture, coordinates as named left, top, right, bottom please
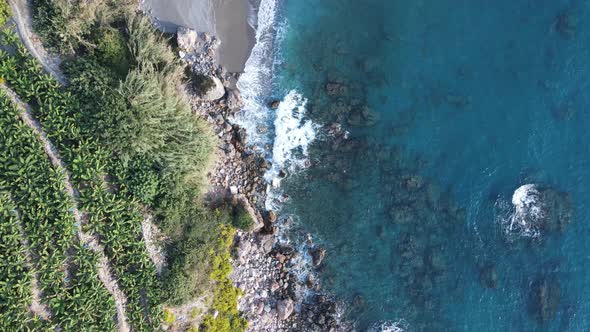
left=369, top=320, right=407, bottom=332
left=267, top=90, right=318, bottom=177
left=497, top=184, right=545, bottom=238
left=234, top=0, right=280, bottom=148
left=235, top=0, right=318, bottom=209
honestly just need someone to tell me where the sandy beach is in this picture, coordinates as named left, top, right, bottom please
left=142, top=0, right=256, bottom=72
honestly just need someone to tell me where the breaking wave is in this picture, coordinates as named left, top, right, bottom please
left=369, top=320, right=408, bottom=332
left=234, top=0, right=281, bottom=148
left=497, top=184, right=545, bottom=238
left=266, top=90, right=319, bottom=179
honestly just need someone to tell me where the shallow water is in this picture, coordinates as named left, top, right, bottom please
left=244, top=0, right=590, bottom=330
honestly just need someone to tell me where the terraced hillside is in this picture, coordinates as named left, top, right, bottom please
left=0, top=0, right=250, bottom=330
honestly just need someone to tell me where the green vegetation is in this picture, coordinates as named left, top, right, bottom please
left=0, top=38, right=162, bottom=330
left=191, top=72, right=216, bottom=95
left=0, top=91, right=117, bottom=330
left=0, top=0, right=10, bottom=27
left=0, top=192, right=36, bottom=330
left=163, top=308, right=176, bottom=324
left=94, top=27, right=131, bottom=77
left=0, top=0, right=249, bottom=329
left=200, top=225, right=248, bottom=332
left=232, top=205, right=255, bottom=231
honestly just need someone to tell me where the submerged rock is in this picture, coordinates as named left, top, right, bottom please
left=479, top=263, right=499, bottom=289
left=311, top=247, right=326, bottom=267
left=529, top=277, right=561, bottom=322
left=555, top=10, right=577, bottom=39
left=325, top=82, right=349, bottom=96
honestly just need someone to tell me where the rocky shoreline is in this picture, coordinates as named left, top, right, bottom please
left=176, top=27, right=350, bottom=331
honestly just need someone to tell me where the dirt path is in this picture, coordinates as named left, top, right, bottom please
left=141, top=213, right=166, bottom=275
left=7, top=0, right=65, bottom=84
left=0, top=85, right=130, bottom=332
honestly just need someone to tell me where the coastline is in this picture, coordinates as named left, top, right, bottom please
left=143, top=1, right=350, bottom=330
left=140, top=0, right=255, bottom=72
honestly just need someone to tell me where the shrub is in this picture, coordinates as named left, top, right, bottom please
left=231, top=205, right=254, bottom=231
left=0, top=0, right=11, bottom=27
left=191, top=73, right=215, bottom=96
left=163, top=308, right=176, bottom=324
left=161, top=208, right=230, bottom=305
left=190, top=308, right=200, bottom=319
left=94, top=27, right=131, bottom=76
left=113, top=155, right=160, bottom=205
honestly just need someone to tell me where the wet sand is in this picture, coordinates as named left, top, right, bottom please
left=141, top=0, right=256, bottom=72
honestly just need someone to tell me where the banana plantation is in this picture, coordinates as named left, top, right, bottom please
left=0, top=31, right=163, bottom=330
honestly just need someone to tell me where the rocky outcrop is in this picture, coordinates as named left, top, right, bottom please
left=230, top=232, right=349, bottom=332
left=178, top=24, right=349, bottom=332
left=200, top=75, right=225, bottom=101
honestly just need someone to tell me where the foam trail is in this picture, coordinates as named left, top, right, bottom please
left=234, top=0, right=280, bottom=148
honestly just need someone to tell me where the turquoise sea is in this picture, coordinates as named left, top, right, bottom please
left=241, top=0, right=590, bottom=330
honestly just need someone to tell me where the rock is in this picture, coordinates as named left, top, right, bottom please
left=325, top=82, right=348, bottom=96
left=268, top=211, right=278, bottom=223
left=226, top=88, right=244, bottom=110
left=390, top=205, right=415, bottom=225
left=277, top=299, right=294, bottom=320
left=260, top=234, right=274, bottom=254
left=177, top=26, right=199, bottom=51
left=530, top=277, right=560, bottom=322
left=275, top=252, right=286, bottom=263
left=271, top=281, right=280, bottom=292
left=229, top=185, right=239, bottom=195
left=269, top=100, right=281, bottom=109
left=256, top=302, right=265, bottom=314
left=311, top=247, right=326, bottom=267
left=555, top=10, right=577, bottom=39
left=306, top=274, right=316, bottom=287
left=479, top=263, right=499, bottom=289
left=200, top=76, right=226, bottom=101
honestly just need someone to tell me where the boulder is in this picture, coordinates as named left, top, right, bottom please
left=267, top=211, right=278, bottom=223
left=269, top=100, right=281, bottom=109
left=311, top=247, right=326, bottom=267
left=200, top=76, right=226, bottom=101
left=260, top=234, right=274, bottom=254
left=177, top=26, right=199, bottom=51
left=277, top=298, right=294, bottom=320
left=226, top=88, right=244, bottom=110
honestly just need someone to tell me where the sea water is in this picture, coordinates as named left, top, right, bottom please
left=238, top=0, right=590, bottom=330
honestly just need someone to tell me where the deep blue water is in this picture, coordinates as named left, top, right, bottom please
left=268, top=0, right=590, bottom=330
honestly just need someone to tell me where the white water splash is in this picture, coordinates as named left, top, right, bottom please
left=497, top=184, right=545, bottom=238
left=234, top=0, right=280, bottom=147
left=369, top=320, right=407, bottom=332
left=267, top=90, right=318, bottom=178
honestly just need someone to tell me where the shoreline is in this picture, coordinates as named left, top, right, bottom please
left=148, top=2, right=352, bottom=330
left=140, top=0, right=256, bottom=72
